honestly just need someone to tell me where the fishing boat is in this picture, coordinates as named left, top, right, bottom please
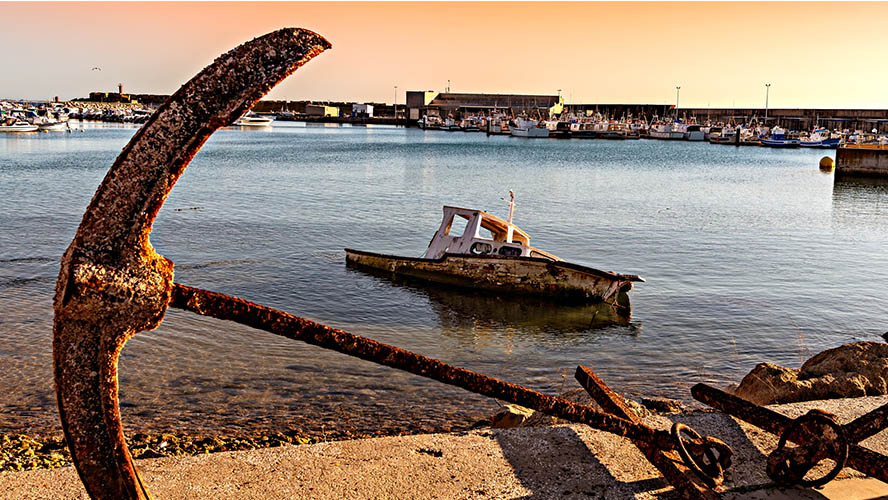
left=799, top=128, right=840, bottom=149
left=600, top=122, right=630, bottom=140
left=234, top=112, right=273, bottom=127
left=511, top=118, right=549, bottom=138
left=459, top=116, right=482, bottom=132
left=344, top=194, right=643, bottom=310
left=649, top=122, right=685, bottom=140
left=0, top=119, right=37, bottom=132
left=684, top=124, right=705, bottom=141
left=486, top=116, right=510, bottom=135
left=760, top=126, right=800, bottom=148
left=418, top=115, right=442, bottom=130
left=709, top=126, right=737, bottom=144
left=543, top=119, right=572, bottom=139
left=569, top=121, right=597, bottom=138
left=440, top=118, right=461, bottom=131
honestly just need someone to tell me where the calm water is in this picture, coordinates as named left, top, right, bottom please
left=2, top=122, right=886, bottom=437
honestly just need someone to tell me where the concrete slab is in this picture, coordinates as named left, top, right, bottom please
left=2, top=396, right=887, bottom=499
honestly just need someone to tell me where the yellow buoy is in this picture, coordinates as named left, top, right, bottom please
left=819, top=156, right=835, bottom=172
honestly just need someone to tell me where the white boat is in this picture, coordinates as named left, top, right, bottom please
left=418, top=115, right=442, bottom=130
left=440, top=118, right=461, bottom=131
left=234, top=112, right=273, bottom=127
left=37, top=120, right=69, bottom=132
left=344, top=194, right=643, bottom=311
left=543, top=120, right=572, bottom=138
left=709, top=126, right=738, bottom=144
left=511, top=118, right=549, bottom=138
left=684, top=124, right=705, bottom=141
left=649, top=122, right=685, bottom=140
left=486, top=116, right=510, bottom=135
left=0, top=119, right=37, bottom=133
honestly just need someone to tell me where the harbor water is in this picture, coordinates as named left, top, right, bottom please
left=2, top=122, right=887, bottom=437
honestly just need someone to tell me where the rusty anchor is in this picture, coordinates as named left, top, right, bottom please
left=54, top=28, right=731, bottom=500
left=693, top=384, right=888, bottom=488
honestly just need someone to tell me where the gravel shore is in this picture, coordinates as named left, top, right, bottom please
left=2, top=395, right=886, bottom=499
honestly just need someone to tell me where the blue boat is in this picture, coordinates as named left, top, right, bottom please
left=799, top=128, right=841, bottom=149
left=761, top=126, right=800, bottom=148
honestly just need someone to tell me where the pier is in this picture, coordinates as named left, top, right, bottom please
left=836, top=146, right=888, bottom=179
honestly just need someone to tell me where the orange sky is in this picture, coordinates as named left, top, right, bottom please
left=3, top=2, right=887, bottom=108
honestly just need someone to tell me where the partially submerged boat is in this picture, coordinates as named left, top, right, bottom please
left=345, top=196, right=643, bottom=313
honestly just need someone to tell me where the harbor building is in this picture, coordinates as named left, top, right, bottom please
left=406, top=91, right=559, bottom=120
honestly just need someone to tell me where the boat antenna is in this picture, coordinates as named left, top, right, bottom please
left=503, top=190, right=516, bottom=225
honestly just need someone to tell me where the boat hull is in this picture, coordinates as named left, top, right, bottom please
left=344, top=248, right=637, bottom=307
left=511, top=127, right=549, bottom=138
left=761, top=139, right=800, bottom=148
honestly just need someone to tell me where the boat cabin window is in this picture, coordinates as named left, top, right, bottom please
left=444, top=213, right=470, bottom=237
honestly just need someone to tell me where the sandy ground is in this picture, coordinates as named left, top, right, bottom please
left=2, top=396, right=887, bottom=500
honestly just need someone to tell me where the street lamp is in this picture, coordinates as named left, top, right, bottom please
left=393, top=85, right=397, bottom=118
left=675, top=86, right=681, bottom=114
left=764, top=83, right=771, bottom=121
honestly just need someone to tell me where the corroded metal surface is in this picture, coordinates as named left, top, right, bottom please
left=345, top=249, right=635, bottom=307
left=53, top=28, right=331, bottom=500
left=692, top=383, right=888, bottom=487
left=766, top=409, right=848, bottom=487
left=576, top=366, right=727, bottom=499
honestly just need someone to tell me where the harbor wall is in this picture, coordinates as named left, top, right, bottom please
left=835, top=147, right=888, bottom=179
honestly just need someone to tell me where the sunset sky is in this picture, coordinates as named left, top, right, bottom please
left=3, top=2, right=888, bottom=108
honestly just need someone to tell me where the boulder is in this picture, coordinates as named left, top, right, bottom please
left=491, top=404, right=548, bottom=429
left=734, top=341, right=888, bottom=405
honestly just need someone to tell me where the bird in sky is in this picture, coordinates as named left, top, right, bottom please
left=91, top=67, right=101, bottom=71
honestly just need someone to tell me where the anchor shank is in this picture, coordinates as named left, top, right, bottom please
left=170, top=283, right=674, bottom=449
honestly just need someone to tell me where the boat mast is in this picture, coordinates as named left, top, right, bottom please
left=507, top=190, right=515, bottom=225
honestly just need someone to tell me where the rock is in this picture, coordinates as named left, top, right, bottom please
left=490, top=404, right=536, bottom=428
left=640, top=397, right=684, bottom=414
left=881, top=331, right=888, bottom=342
left=734, top=341, right=888, bottom=405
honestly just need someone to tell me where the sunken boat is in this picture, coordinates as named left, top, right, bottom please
left=345, top=196, right=643, bottom=313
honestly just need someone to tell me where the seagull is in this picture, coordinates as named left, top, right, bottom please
left=91, top=67, right=101, bottom=71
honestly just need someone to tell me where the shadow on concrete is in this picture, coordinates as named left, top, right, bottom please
left=493, top=425, right=673, bottom=499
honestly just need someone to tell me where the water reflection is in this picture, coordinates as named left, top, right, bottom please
left=832, top=177, right=888, bottom=232
left=345, top=263, right=634, bottom=336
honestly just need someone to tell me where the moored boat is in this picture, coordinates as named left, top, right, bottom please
left=0, top=119, right=37, bottom=133
left=760, top=126, right=800, bottom=148
left=600, top=122, right=630, bottom=140
left=685, top=124, right=705, bottom=141
left=234, top=112, right=273, bottom=127
left=344, top=196, right=643, bottom=310
left=799, top=128, right=840, bottom=149
left=569, top=121, right=597, bottom=138
left=511, top=118, right=549, bottom=138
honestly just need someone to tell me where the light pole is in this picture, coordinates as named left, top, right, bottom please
left=675, top=86, right=681, bottom=116
left=393, top=85, right=397, bottom=118
left=764, top=83, right=770, bottom=121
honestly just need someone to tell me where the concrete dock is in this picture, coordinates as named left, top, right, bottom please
left=2, top=396, right=887, bottom=499
left=836, top=146, right=888, bottom=179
